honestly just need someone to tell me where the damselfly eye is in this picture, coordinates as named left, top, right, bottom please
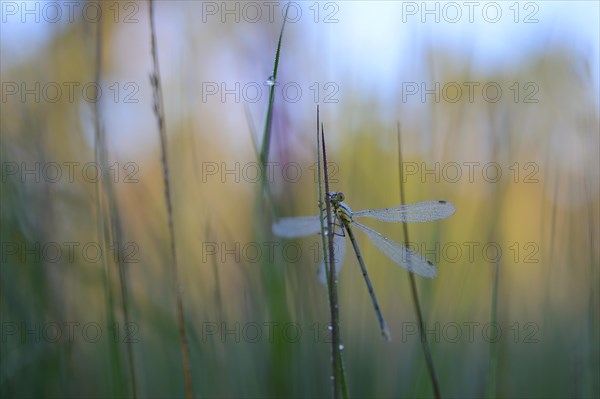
left=329, top=192, right=343, bottom=202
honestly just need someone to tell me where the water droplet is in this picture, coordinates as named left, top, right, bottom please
left=327, top=325, right=333, bottom=331
left=338, top=344, right=344, bottom=350
left=266, top=76, right=275, bottom=86
left=330, top=375, right=335, bottom=381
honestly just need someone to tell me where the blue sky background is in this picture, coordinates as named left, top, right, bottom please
left=2, top=1, right=598, bottom=82
left=2, top=1, right=598, bottom=157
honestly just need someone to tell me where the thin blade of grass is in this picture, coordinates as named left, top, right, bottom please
left=321, top=124, right=339, bottom=399
left=148, top=2, right=193, bottom=397
left=317, top=107, right=329, bottom=288
left=91, top=11, right=125, bottom=397
left=259, top=3, right=290, bottom=167
left=397, top=125, right=441, bottom=399
left=320, top=122, right=348, bottom=399
left=92, top=13, right=138, bottom=398
left=316, top=108, right=348, bottom=399
left=487, top=256, right=500, bottom=399
left=256, top=8, right=289, bottom=216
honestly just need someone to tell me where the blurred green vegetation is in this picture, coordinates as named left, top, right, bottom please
left=1, top=2, right=598, bottom=398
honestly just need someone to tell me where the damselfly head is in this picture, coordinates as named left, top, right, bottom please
left=329, top=192, right=345, bottom=204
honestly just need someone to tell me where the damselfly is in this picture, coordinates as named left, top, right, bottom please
left=272, top=192, right=455, bottom=340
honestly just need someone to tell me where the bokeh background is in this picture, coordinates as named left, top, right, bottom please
left=1, top=1, right=599, bottom=398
